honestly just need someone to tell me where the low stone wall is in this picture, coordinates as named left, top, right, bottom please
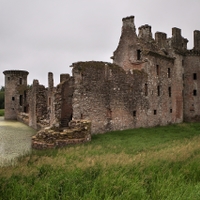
left=32, top=120, right=91, bottom=149
left=17, top=112, right=29, bottom=126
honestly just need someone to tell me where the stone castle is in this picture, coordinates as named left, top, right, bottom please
left=3, top=16, right=200, bottom=148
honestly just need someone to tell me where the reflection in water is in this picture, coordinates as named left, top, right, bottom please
left=0, top=117, right=36, bottom=166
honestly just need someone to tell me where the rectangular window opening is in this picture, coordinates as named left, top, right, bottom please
left=19, top=95, right=23, bottom=106
left=154, top=110, right=157, bottom=115
left=49, top=97, right=51, bottom=106
left=137, top=50, right=141, bottom=60
left=8, top=77, right=10, bottom=81
left=19, top=78, right=22, bottom=85
left=157, top=85, right=160, bottom=96
left=145, top=84, right=148, bottom=96
left=12, top=97, right=15, bottom=101
left=170, top=109, right=172, bottom=113
left=133, top=110, right=136, bottom=117
left=168, top=87, right=171, bottom=97
left=193, top=90, right=197, bottom=96
left=193, top=73, right=197, bottom=80
left=168, top=68, right=171, bottom=78
left=156, top=65, right=160, bottom=76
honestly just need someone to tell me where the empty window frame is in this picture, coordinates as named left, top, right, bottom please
left=133, top=110, right=136, bottom=117
left=145, top=84, right=148, bottom=96
left=168, top=68, right=171, bottom=78
left=168, top=87, right=171, bottom=97
left=193, top=90, right=197, bottom=96
left=49, top=98, right=51, bottom=106
left=156, top=65, right=160, bottom=75
left=170, top=109, right=172, bottom=113
left=137, top=50, right=141, bottom=60
left=19, top=95, right=23, bottom=106
left=154, top=110, right=157, bottom=115
left=157, top=85, right=160, bottom=96
left=12, top=97, right=15, bottom=101
left=19, top=78, right=22, bottom=85
left=193, top=73, right=197, bottom=80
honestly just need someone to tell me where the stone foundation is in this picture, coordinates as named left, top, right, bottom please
left=32, top=120, right=91, bottom=149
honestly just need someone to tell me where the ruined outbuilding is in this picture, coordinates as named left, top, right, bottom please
left=3, top=16, right=200, bottom=148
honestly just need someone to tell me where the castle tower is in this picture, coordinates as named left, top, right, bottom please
left=3, top=70, right=29, bottom=120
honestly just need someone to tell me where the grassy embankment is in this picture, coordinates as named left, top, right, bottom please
left=0, top=109, right=4, bottom=116
left=1, top=123, right=200, bottom=199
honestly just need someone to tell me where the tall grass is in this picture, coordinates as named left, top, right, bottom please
left=0, top=109, right=4, bottom=116
left=1, top=123, right=200, bottom=199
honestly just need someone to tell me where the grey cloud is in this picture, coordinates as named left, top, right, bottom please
left=1, top=0, right=200, bottom=86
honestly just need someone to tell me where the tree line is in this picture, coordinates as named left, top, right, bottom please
left=0, top=86, right=4, bottom=109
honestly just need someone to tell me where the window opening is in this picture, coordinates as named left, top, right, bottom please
left=156, top=65, right=160, bottom=75
left=145, top=84, right=148, bottom=96
left=154, top=110, right=157, bottom=115
left=193, top=73, right=197, bottom=80
left=19, top=78, right=22, bottom=85
left=19, top=95, right=23, bottom=106
left=12, top=97, right=15, bottom=101
left=193, top=90, right=197, bottom=96
left=133, top=111, right=136, bottom=117
left=170, top=109, right=172, bottom=113
left=168, top=87, right=171, bottom=97
left=157, top=85, right=160, bottom=96
left=168, top=68, right=171, bottom=78
left=8, top=77, right=10, bottom=81
left=49, top=98, right=51, bottom=106
left=137, top=50, right=141, bottom=60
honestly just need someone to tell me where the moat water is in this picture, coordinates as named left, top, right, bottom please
left=0, top=117, right=36, bottom=166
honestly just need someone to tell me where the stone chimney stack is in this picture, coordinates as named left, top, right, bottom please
left=138, top=24, right=153, bottom=41
left=48, top=72, right=54, bottom=91
left=155, top=32, right=167, bottom=48
left=194, top=30, right=200, bottom=51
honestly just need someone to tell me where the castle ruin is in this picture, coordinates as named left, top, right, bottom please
left=3, top=16, right=200, bottom=148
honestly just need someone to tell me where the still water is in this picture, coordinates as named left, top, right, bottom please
left=0, top=117, right=36, bottom=166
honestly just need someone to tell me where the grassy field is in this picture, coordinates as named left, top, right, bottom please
left=0, top=109, right=4, bottom=116
left=1, top=123, right=200, bottom=199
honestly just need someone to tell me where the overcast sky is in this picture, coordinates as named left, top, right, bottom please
left=1, top=0, right=200, bottom=87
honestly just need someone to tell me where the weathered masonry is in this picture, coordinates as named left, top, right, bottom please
left=3, top=15, right=200, bottom=148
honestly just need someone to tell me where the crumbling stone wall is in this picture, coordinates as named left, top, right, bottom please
left=28, top=80, right=48, bottom=129
left=32, top=120, right=91, bottom=149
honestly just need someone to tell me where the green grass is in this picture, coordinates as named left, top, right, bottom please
left=1, top=123, right=200, bottom=199
left=0, top=109, right=4, bottom=116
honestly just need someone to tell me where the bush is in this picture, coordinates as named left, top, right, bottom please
left=0, top=91, right=4, bottom=109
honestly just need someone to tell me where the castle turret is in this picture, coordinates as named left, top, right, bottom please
left=3, top=70, right=29, bottom=120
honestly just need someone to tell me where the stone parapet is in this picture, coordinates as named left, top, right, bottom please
left=32, top=120, right=91, bottom=149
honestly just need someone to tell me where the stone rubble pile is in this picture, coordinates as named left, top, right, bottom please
left=32, top=120, right=91, bottom=149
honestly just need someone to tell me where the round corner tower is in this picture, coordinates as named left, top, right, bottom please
left=3, top=70, right=29, bottom=120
